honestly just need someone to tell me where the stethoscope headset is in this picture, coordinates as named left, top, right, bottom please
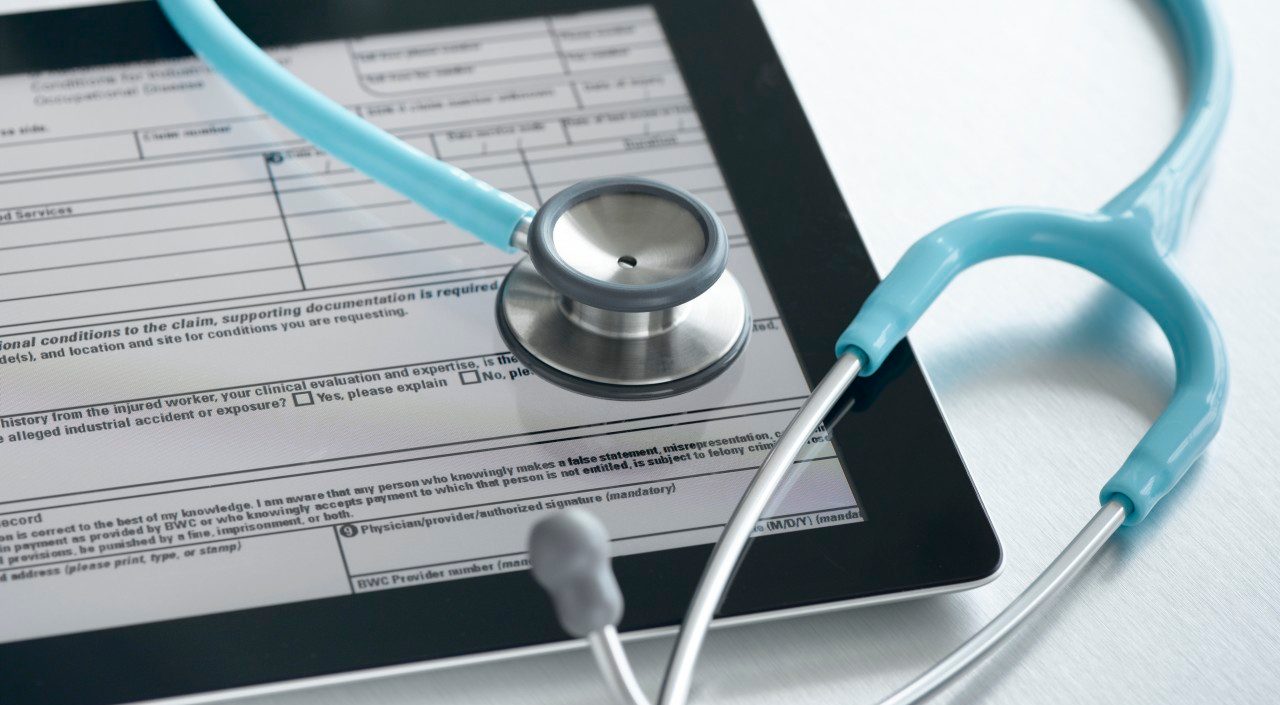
left=156, top=0, right=1231, bottom=703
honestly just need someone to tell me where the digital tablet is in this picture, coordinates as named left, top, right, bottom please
left=0, top=2, right=1000, bottom=703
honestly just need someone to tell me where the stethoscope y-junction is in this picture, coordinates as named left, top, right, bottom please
left=157, top=0, right=1231, bottom=702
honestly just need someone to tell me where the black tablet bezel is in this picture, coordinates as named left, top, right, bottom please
left=0, top=2, right=1000, bottom=703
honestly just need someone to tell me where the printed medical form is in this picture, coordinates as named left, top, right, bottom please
left=0, top=6, right=860, bottom=643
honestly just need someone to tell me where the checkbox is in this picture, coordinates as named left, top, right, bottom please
left=459, top=370, right=481, bottom=385
left=292, top=391, right=314, bottom=406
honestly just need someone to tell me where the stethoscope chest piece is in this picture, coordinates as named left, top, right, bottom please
left=497, top=177, right=751, bottom=400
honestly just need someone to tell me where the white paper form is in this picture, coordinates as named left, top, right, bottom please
left=0, top=5, right=860, bottom=644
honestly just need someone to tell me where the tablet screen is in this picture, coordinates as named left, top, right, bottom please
left=0, top=5, right=861, bottom=645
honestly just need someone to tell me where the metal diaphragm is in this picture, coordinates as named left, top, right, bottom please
left=496, top=177, right=751, bottom=400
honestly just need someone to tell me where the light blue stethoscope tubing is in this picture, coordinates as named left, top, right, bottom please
left=655, top=3, right=1232, bottom=703
left=155, top=0, right=534, bottom=251
left=836, top=0, right=1230, bottom=525
left=151, top=0, right=1232, bottom=703
left=160, top=0, right=1231, bottom=527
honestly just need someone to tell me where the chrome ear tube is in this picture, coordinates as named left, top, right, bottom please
left=498, top=177, right=752, bottom=400
left=157, top=0, right=1235, bottom=702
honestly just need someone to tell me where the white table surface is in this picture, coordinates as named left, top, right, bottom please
left=5, top=1, right=1279, bottom=704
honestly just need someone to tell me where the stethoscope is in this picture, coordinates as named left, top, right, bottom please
left=157, top=0, right=1231, bottom=703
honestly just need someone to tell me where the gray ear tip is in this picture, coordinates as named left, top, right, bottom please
left=528, top=509, right=610, bottom=586
left=527, top=510, right=624, bottom=636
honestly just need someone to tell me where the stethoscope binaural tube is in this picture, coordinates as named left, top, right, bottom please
left=159, top=0, right=1232, bottom=703
left=531, top=0, right=1231, bottom=704
left=156, top=0, right=752, bottom=400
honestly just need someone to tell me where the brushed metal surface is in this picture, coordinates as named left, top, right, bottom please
left=559, top=298, right=690, bottom=340
left=10, top=1, right=1277, bottom=703
left=498, top=259, right=750, bottom=387
left=552, top=193, right=710, bottom=287
left=274, top=1, right=1273, bottom=702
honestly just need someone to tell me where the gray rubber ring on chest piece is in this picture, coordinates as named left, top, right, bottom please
left=526, top=177, right=728, bottom=312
